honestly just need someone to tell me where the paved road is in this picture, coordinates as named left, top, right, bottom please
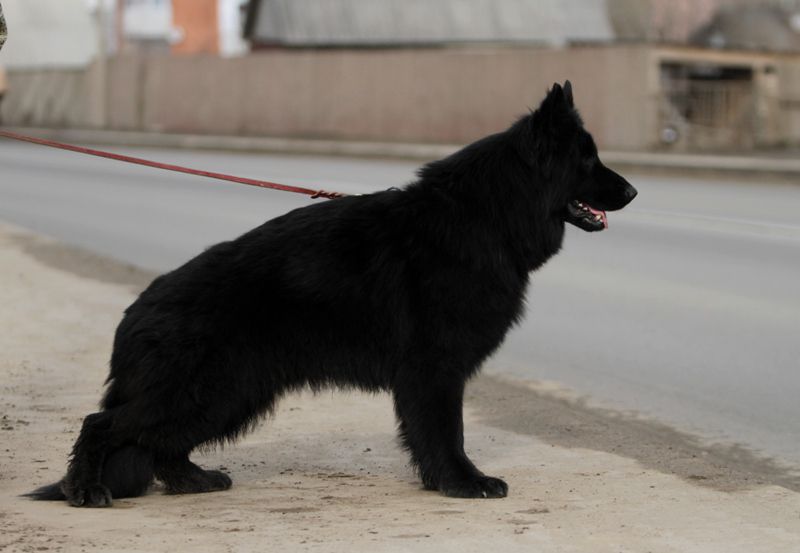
left=2, top=141, right=799, bottom=466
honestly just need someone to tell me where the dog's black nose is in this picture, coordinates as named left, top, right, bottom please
left=624, top=186, right=638, bottom=203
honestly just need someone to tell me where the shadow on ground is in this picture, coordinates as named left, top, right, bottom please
left=469, top=375, right=800, bottom=493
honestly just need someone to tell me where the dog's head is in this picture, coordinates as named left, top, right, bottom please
left=525, top=81, right=637, bottom=232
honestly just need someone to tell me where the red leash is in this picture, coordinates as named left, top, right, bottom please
left=0, top=130, right=346, bottom=200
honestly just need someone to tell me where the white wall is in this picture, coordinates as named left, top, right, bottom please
left=218, top=0, right=248, bottom=57
left=0, top=0, right=97, bottom=68
left=122, top=0, right=172, bottom=40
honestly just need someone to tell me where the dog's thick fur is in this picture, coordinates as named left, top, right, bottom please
left=27, top=82, right=636, bottom=506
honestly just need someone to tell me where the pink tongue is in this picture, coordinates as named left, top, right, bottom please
left=586, top=205, right=608, bottom=229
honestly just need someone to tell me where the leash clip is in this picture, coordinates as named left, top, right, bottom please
left=311, top=190, right=345, bottom=199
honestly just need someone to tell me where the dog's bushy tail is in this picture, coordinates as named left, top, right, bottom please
left=23, top=481, right=66, bottom=500
left=23, top=445, right=154, bottom=501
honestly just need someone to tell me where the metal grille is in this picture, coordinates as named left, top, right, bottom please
left=660, top=79, right=756, bottom=150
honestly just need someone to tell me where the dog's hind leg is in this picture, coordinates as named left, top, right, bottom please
left=62, top=411, right=117, bottom=507
left=154, top=454, right=232, bottom=494
left=145, top=381, right=281, bottom=495
left=393, top=377, right=508, bottom=499
left=100, top=444, right=155, bottom=498
left=27, top=413, right=155, bottom=505
left=129, top=404, right=240, bottom=495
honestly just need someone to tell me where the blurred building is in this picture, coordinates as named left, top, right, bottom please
left=0, top=0, right=97, bottom=68
left=5, top=0, right=800, bottom=152
left=121, top=0, right=248, bottom=56
left=244, top=0, right=800, bottom=52
left=119, top=0, right=173, bottom=53
left=691, top=4, right=800, bottom=51
left=244, top=0, right=614, bottom=48
left=0, top=0, right=248, bottom=67
left=171, top=0, right=218, bottom=54
left=608, top=0, right=729, bottom=44
left=242, top=0, right=800, bottom=151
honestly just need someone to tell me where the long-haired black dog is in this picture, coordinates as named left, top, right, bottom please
left=27, top=81, right=636, bottom=506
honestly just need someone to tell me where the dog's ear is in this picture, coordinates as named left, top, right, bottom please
left=540, top=83, right=565, bottom=111
left=548, top=83, right=565, bottom=103
left=563, top=80, right=574, bottom=107
left=537, top=83, right=570, bottom=121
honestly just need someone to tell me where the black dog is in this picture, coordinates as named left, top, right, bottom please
left=27, top=81, right=636, bottom=507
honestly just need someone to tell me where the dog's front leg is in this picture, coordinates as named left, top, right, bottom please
left=392, top=377, right=507, bottom=498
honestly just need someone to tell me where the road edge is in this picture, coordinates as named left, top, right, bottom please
left=4, top=126, right=800, bottom=180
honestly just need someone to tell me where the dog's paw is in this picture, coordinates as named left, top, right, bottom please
left=441, top=476, right=508, bottom=499
left=67, top=483, right=113, bottom=508
left=204, top=470, right=233, bottom=491
left=163, top=468, right=232, bottom=495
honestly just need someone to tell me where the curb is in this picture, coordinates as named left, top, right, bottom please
left=3, top=127, right=800, bottom=179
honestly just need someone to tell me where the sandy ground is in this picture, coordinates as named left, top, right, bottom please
left=1, top=221, right=800, bottom=553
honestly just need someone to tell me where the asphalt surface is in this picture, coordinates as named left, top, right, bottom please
left=1, top=140, right=799, bottom=467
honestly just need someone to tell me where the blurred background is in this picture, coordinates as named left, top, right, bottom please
left=0, top=1, right=799, bottom=476
left=3, top=0, right=800, bottom=151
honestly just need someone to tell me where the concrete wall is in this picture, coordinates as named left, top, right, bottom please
left=1, top=46, right=654, bottom=150
left=777, top=59, right=800, bottom=145
left=1, top=68, right=90, bottom=126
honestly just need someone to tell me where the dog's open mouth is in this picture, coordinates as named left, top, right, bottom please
left=565, top=200, right=607, bottom=232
